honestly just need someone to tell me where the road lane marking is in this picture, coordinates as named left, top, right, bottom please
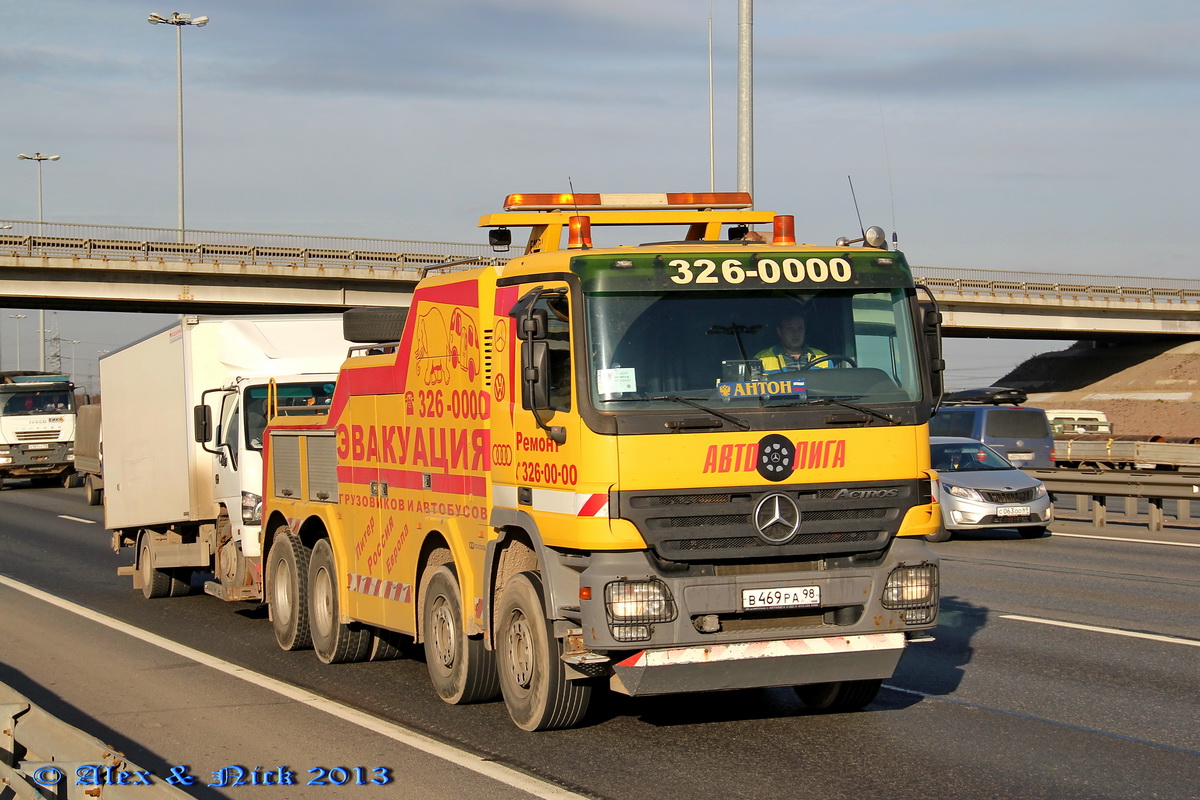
left=1052, top=531, right=1200, bottom=548
left=999, top=613, right=1200, bottom=647
left=0, top=574, right=584, bottom=800
left=57, top=515, right=96, bottom=524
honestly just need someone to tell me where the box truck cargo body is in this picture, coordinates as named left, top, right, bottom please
left=101, top=314, right=351, bottom=600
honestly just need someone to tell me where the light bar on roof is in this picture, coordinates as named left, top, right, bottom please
left=503, top=192, right=753, bottom=211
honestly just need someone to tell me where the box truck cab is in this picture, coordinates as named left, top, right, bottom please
left=931, top=388, right=1054, bottom=468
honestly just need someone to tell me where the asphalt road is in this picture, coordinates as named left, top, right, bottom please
left=2, top=481, right=1198, bottom=800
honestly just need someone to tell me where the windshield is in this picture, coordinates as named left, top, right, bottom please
left=931, top=442, right=1012, bottom=471
left=243, top=380, right=335, bottom=450
left=1, top=390, right=75, bottom=416
left=585, top=287, right=922, bottom=411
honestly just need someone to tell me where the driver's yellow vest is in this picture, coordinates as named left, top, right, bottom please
left=754, top=346, right=830, bottom=373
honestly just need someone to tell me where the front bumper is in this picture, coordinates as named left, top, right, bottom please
left=0, top=443, right=73, bottom=476
left=940, top=496, right=1053, bottom=530
left=611, top=631, right=908, bottom=696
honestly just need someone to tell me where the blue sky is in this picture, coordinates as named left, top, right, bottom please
left=3, top=0, right=1199, bottom=388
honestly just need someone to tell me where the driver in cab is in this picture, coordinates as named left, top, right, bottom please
left=754, top=313, right=830, bottom=373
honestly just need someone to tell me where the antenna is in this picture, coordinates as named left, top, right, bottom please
left=880, top=105, right=898, bottom=248
left=847, top=175, right=865, bottom=240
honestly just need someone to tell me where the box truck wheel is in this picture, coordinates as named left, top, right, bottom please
left=139, top=539, right=190, bottom=599
left=84, top=473, right=102, bottom=506
left=422, top=564, right=499, bottom=704
left=268, top=529, right=312, bottom=651
left=308, top=538, right=372, bottom=664
left=496, top=572, right=591, bottom=731
left=794, top=679, right=882, bottom=713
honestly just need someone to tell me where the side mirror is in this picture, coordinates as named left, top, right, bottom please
left=193, top=404, right=212, bottom=444
left=918, top=295, right=945, bottom=401
left=521, top=340, right=552, bottom=410
left=489, top=228, right=512, bottom=251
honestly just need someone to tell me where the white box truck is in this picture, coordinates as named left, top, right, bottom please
left=101, top=314, right=352, bottom=600
left=0, top=371, right=78, bottom=487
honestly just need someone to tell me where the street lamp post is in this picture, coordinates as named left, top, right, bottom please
left=17, top=152, right=59, bottom=371
left=148, top=11, right=209, bottom=243
left=9, top=314, right=27, bottom=370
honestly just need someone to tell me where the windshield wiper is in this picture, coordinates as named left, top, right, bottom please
left=767, top=396, right=900, bottom=425
left=605, top=394, right=751, bottom=431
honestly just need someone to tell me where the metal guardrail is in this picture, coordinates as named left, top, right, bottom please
left=1029, top=469, right=1200, bottom=532
left=1, top=681, right=193, bottom=799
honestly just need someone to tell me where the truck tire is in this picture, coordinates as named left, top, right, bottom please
left=308, top=538, right=372, bottom=664
left=84, top=473, right=102, bottom=506
left=139, top=539, right=189, bottom=599
left=268, top=529, right=312, bottom=651
left=422, top=565, right=499, bottom=704
left=795, top=679, right=883, bottom=713
left=495, top=572, right=591, bottom=731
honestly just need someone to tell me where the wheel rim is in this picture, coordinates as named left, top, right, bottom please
left=313, top=565, right=334, bottom=638
left=505, top=611, right=534, bottom=689
left=273, top=556, right=293, bottom=625
left=429, top=596, right=457, bottom=670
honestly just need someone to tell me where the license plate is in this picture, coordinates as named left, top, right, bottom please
left=997, top=506, right=1031, bottom=517
left=1007, top=452, right=1033, bottom=461
left=742, top=585, right=820, bottom=610
left=27, top=444, right=51, bottom=450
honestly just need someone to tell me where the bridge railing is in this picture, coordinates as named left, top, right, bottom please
left=0, top=220, right=510, bottom=271
left=913, top=266, right=1200, bottom=306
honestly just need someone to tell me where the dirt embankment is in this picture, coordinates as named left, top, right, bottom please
left=995, top=339, right=1200, bottom=439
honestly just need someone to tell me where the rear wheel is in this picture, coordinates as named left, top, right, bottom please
left=138, top=538, right=189, bottom=599
left=308, top=538, right=372, bottom=664
left=84, top=473, right=102, bottom=506
left=496, top=572, right=591, bottom=731
left=268, top=529, right=311, bottom=650
left=795, top=679, right=882, bottom=712
left=422, top=565, right=499, bottom=704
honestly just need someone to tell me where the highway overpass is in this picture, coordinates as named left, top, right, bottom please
left=2, top=218, right=1198, bottom=340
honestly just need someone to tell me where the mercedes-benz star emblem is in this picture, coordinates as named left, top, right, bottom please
left=753, top=493, right=802, bottom=544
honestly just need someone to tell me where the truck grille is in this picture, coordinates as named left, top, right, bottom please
left=16, top=430, right=60, bottom=442
left=615, top=481, right=916, bottom=562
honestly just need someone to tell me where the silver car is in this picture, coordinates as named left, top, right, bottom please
left=927, top=436, right=1053, bottom=542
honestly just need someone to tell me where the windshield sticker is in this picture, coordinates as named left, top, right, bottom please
left=717, top=379, right=806, bottom=399
left=669, top=257, right=852, bottom=286
left=597, top=367, right=637, bottom=394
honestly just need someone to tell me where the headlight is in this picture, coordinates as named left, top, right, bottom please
left=0, top=456, right=11, bottom=465
left=242, top=491, right=262, bottom=525
left=605, top=579, right=676, bottom=642
left=882, top=563, right=939, bottom=625
left=1033, top=484, right=1047, bottom=499
left=945, top=484, right=984, bottom=502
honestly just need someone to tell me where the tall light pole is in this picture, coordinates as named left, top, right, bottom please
left=17, top=152, right=59, bottom=369
left=9, top=314, right=27, bottom=370
left=148, top=11, right=209, bottom=243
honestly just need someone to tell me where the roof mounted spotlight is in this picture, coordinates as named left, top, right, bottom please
left=836, top=225, right=889, bottom=249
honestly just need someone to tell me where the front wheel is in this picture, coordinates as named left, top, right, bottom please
left=496, top=572, right=591, bottom=731
left=308, top=538, right=372, bottom=664
left=795, top=679, right=882, bottom=712
left=422, top=565, right=499, bottom=704
left=268, top=529, right=311, bottom=650
left=925, top=526, right=952, bottom=543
